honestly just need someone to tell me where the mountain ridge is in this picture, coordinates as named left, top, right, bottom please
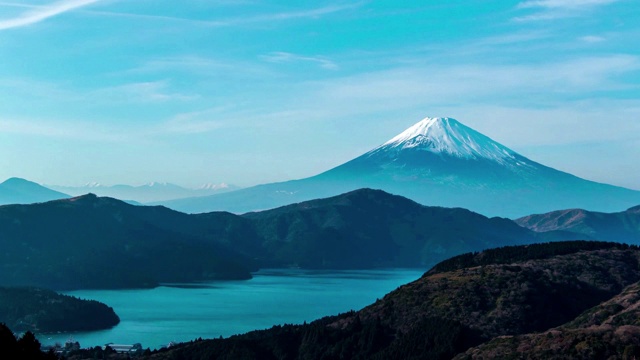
left=0, top=188, right=582, bottom=290
left=0, top=177, right=69, bottom=206
left=516, top=205, right=640, bottom=244
left=49, top=182, right=239, bottom=203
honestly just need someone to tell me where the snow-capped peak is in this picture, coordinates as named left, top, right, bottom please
left=198, top=183, right=230, bottom=190
left=378, top=117, right=520, bottom=164
left=146, top=182, right=170, bottom=187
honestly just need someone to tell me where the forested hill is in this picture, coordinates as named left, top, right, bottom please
left=0, top=287, right=119, bottom=333
left=0, top=194, right=255, bottom=290
left=240, top=188, right=574, bottom=268
left=0, top=189, right=579, bottom=290
left=88, top=241, right=640, bottom=360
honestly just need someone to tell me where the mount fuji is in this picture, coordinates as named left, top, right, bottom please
left=160, top=117, right=640, bottom=217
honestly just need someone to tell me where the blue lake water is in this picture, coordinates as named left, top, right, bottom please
left=40, top=269, right=424, bottom=350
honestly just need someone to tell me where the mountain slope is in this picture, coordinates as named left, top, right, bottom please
left=160, top=117, right=640, bottom=217
left=516, top=205, right=640, bottom=244
left=0, top=194, right=255, bottom=290
left=133, top=241, right=640, bottom=360
left=242, top=189, right=572, bottom=268
left=0, top=189, right=577, bottom=290
left=457, top=280, right=640, bottom=359
left=0, top=178, right=69, bottom=205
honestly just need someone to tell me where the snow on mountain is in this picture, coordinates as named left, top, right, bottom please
left=198, top=183, right=233, bottom=190
left=49, top=181, right=239, bottom=203
left=373, top=117, right=527, bottom=167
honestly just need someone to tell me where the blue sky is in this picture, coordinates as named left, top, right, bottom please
left=0, top=0, right=639, bottom=189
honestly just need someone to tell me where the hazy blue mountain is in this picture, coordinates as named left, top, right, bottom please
left=0, top=194, right=255, bottom=290
left=241, top=188, right=574, bottom=268
left=159, top=118, right=640, bottom=218
left=0, top=178, right=69, bottom=205
left=50, top=181, right=239, bottom=203
left=0, top=189, right=576, bottom=290
left=516, top=205, right=640, bottom=243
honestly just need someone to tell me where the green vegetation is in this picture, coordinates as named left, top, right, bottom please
left=428, top=240, right=634, bottom=275
left=0, top=287, right=119, bottom=332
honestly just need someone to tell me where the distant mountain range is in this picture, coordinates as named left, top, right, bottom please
left=0, top=178, right=69, bottom=206
left=49, top=182, right=239, bottom=203
left=0, top=188, right=583, bottom=290
left=516, top=205, right=640, bottom=243
left=158, top=117, right=640, bottom=218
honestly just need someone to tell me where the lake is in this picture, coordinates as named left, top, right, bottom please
left=41, top=269, right=424, bottom=350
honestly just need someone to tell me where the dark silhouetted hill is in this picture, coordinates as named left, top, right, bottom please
left=0, top=287, right=119, bottom=333
left=0, top=194, right=255, bottom=290
left=243, top=189, right=574, bottom=268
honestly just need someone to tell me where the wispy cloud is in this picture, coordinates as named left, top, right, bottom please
left=0, top=0, right=102, bottom=30
left=514, top=0, right=620, bottom=21
left=580, top=35, right=606, bottom=43
left=240, top=3, right=361, bottom=23
left=0, top=117, right=132, bottom=142
left=237, top=54, right=640, bottom=135
left=92, top=81, right=199, bottom=103
left=260, top=52, right=339, bottom=70
left=85, top=2, right=361, bottom=28
left=126, top=55, right=273, bottom=79
left=517, top=0, right=619, bottom=9
left=313, top=55, right=639, bottom=105
left=159, top=108, right=230, bottom=135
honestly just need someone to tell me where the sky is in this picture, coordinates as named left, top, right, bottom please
left=0, top=0, right=639, bottom=189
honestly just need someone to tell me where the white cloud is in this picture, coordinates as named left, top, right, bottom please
left=92, top=81, right=199, bottom=103
left=514, top=0, right=620, bottom=21
left=517, top=0, right=619, bottom=9
left=0, top=0, right=102, bottom=30
left=260, top=52, right=338, bottom=70
left=580, top=35, right=606, bottom=43
left=84, top=2, right=361, bottom=28
left=310, top=55, right=639, bottom=107
left=159, top=108, right=229, bottom=135
left=126, top=55, right=273, bottom=79
left=0, top=117, right=132, bottom=142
